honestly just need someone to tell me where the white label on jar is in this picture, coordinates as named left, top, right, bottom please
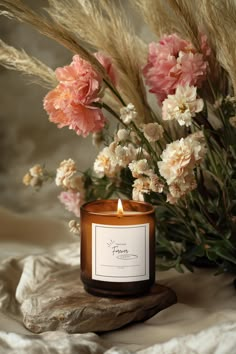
left=92, top=223, right=149, bottom=282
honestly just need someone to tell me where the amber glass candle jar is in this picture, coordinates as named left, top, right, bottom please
left=80, top=199, right=155, bottom=297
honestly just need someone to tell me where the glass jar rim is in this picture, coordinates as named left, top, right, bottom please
left=81, top=199, right=155, bottom=216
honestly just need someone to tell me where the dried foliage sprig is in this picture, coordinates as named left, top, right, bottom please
left=0, top=40, right=57, bottom=89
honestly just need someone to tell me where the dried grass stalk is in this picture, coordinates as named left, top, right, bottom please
left=0, top=40, right=57, bottom=89
left=0, top=0, right=107, bottom=79
left=197, top=0, right=236, bottom=95
left=47, top=0, right=150, bottom=121
left=133, top=0, right=200, bottom=47
left=132, top=0, right=169, bottom=37
left=167, top=0, right=200, bottom=48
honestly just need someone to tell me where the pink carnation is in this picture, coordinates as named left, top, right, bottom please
left=94, top=52, right=118, bottom=86
left=58, top=190, right=83, bottom=217
left=44, top=84, right=105, bottom=137
left=43, top=55, right=106, bottom=137
left=55, top=55, right=102, bottom=106
left=159, top=34, right=194, bottom=56
left=143, top=34, right=208, bottom=102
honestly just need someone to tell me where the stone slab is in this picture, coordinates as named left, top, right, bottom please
left=21, top=265, right=177, bottom=334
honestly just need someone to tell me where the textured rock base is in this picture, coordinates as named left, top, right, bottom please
left=21, top=265, right=177, bottom=334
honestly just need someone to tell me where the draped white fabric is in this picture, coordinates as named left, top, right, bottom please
left=0, top=207, right=236, bottom=354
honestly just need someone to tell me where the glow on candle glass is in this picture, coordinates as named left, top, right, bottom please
left=90, top=199, right=145, bottom=216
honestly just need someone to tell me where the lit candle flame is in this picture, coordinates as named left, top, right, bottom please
left=117, top=198, right=124, bottom=217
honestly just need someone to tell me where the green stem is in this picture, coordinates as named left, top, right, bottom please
left=101, top=102, right=127, bottom=128
left=130, top=121, right=161, bottom=175
left=188, top=194, right=205, bottom=244
left=194, top=189, right=224, bottom=235
left=207, top=78, right=226, bottom=127
left=160, top=201, right=199, bottom=242
left=203, top=128, right=220, bottom=176
left=103, top=78, right=126, bottom=106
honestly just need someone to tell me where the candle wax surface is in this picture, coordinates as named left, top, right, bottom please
left=91, top=211, right=144, bottom=216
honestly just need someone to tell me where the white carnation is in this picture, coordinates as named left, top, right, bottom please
left=162, top=85, right=204, bottom=127
left=120, top=103, right=137, bottom=124
left=129, top=159, right=151, bottom=178
left=158, top=136, right=206, bottom=185
left=94, top=146, right=118, bottom=178
left=167, top=174, right=197, bottom=204
left=29, top=164, right=43, bottom=177
left=117, top=129, right=129, bottom=141
left=94, top=142, right=137, bottom=178
left=55, top=159, right=76, bottom=186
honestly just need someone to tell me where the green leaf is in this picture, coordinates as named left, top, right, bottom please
left=175, top=262, right=185, bottom=273
left=214, top=247, right=236, bottom=264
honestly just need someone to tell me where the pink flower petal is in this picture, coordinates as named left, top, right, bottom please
left=143, top=34, right=209, bottom=103
left=44, top=55, right=106, bottom=136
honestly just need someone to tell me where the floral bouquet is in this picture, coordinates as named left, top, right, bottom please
left=1, top=0, right=236, bottom=274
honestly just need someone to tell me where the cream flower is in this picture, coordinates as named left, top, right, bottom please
left=63, top=175, right=85, bottom=192
left=120, top=103, right=137, bottom=124
left=129, top=159, right=151, bottom=178
left=169, top=173, right=197, bottom=197
left=115, top=145, right=135, bottom=167
left=162, top=85, right=204, bottom=127
left=132, top=177, right=150, bottom=201
left=55, top=159, right=76, bottom=186
left=93, top=141, right=134, bottom=178
left=185, top=132, right=207, bottom=159
left=188, top=130, right=205, bottom=142
left=132, top=188, right=145, bottom=201
left=23, top=164, right=44, bottom=187
left=22, top=173, right=32, bottom=186
left=132, top=174, right=164, bottom=201
left=158, top=136, right=206, bottom=185
left=166, top=194, right=178, bottom=205
left=93, top=146, right=118, bottom=178
left=68, top=220, right=80, bottom=235
left=22, top=172, right=43, bottom=187
left=225, top=95, right=236, bottom=103
left=143, top=123, right=164, bottom=142
left=117, top=129, right=129, bottom=141
left=29, top=164, right=43, bottom=177
left=167, top=174, right=197, bottom=204
left=132, top=177, right=151, bottom=193
left=149, top=174, right=164, bottom=193
left=22, top=173, right=42, bottom=187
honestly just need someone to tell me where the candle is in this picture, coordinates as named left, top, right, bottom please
left=80, top=199, right=155, bottom=297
